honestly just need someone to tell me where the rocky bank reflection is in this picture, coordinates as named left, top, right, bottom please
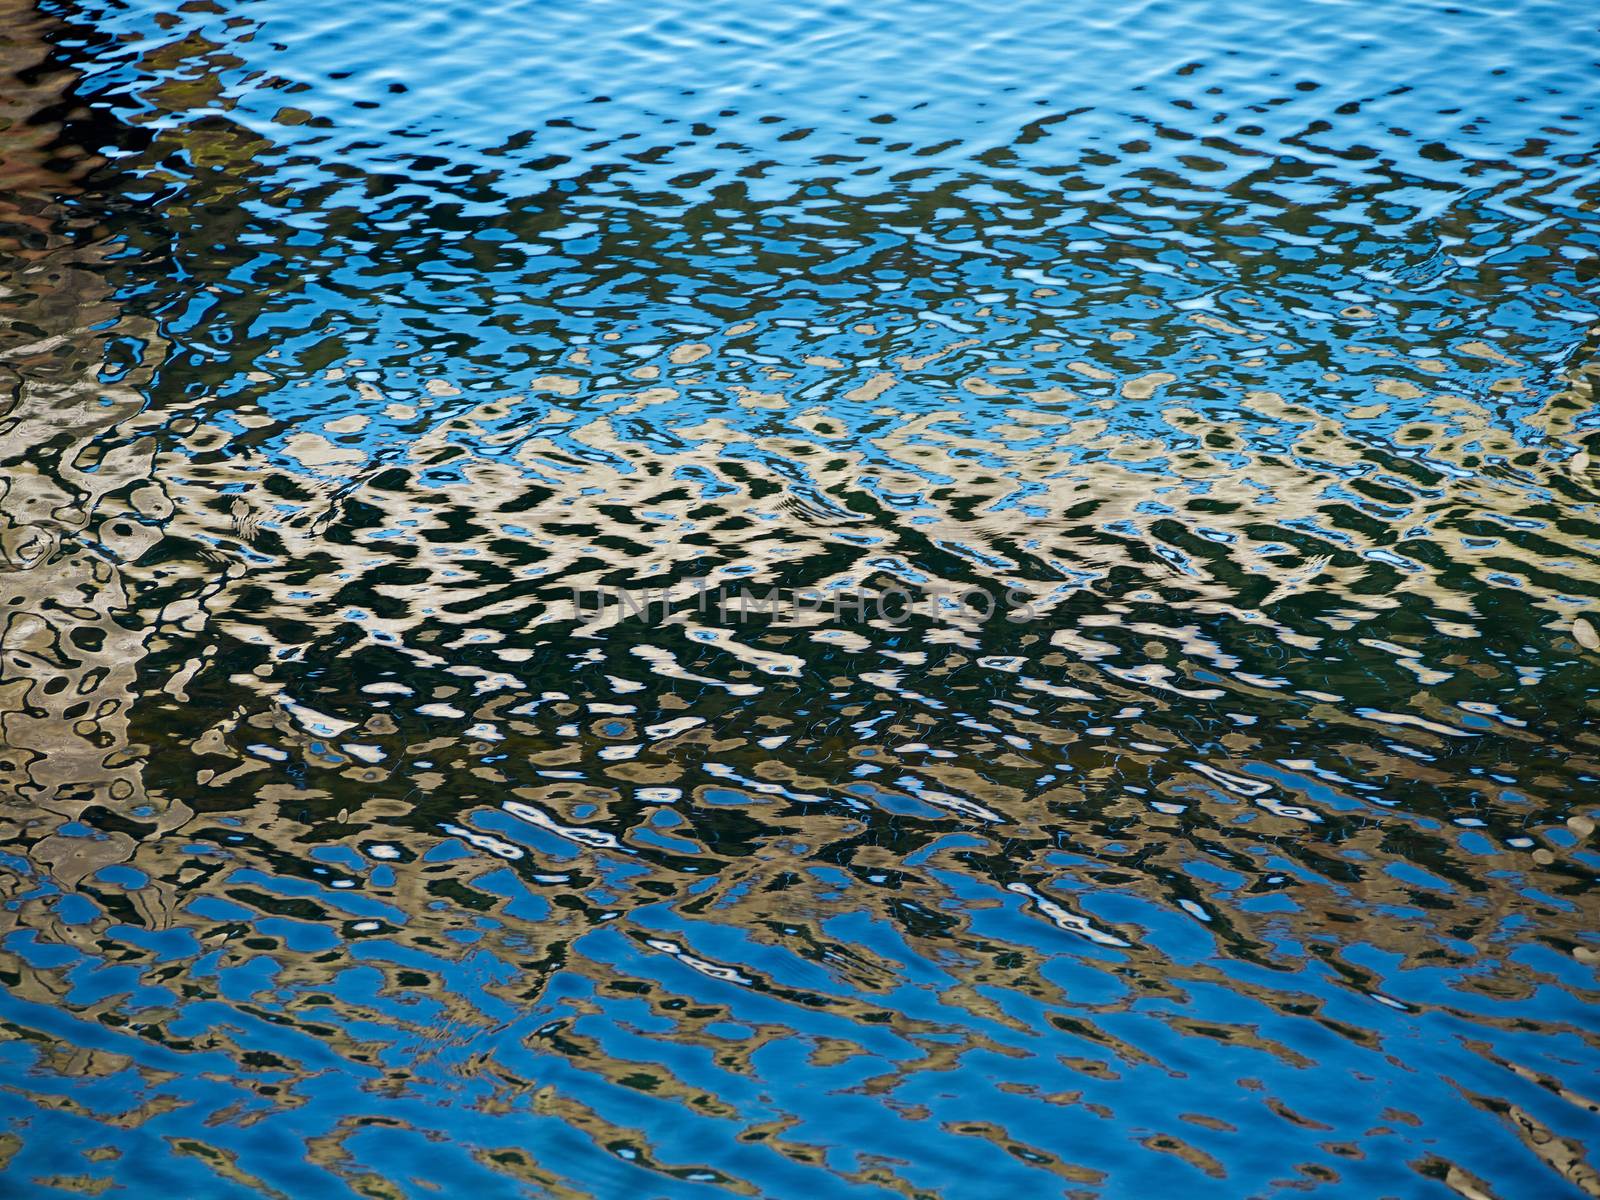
left=1, top=0, right=1599, bottom=1196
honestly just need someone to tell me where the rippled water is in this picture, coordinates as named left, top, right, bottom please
left=2, top=0, right=1599, bottom=1194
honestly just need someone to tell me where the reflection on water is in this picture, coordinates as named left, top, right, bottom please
left=2, top=0, right=1599, bottom=1194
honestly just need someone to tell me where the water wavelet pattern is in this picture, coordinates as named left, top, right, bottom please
left=1, top=0, right=1599, bottom=1195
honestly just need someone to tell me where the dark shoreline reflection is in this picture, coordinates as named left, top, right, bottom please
left=0, top=0, right=179, bottom=870
left=2, top=0, right=1599, bottom=1195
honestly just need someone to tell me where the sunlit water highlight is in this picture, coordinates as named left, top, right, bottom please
left=2, top=0, right=1599, bottom=1195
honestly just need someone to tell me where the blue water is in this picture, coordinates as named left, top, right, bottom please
left=1, top=0, right=1598, bottom=1195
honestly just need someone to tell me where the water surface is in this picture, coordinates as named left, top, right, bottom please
left=2, top=0, right=1600, bottom=1195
